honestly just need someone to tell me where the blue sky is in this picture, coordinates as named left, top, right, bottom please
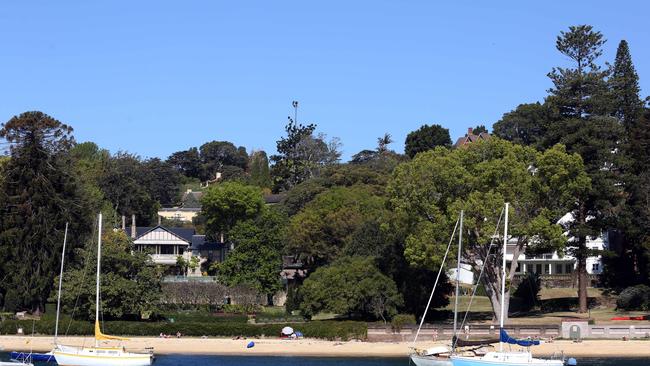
left=1, top=1, right=648, bottom=160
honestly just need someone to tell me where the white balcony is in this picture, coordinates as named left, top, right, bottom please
left=150, top=254, right=180, bottom=265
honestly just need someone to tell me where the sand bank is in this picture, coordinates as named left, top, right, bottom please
left=1, top=336, right=649, bottom=358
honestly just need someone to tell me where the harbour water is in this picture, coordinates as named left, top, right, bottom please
left=0, top=353, right=646, bottom=366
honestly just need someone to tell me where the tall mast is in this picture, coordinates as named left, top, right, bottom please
left=95, top=213, right=102, bottom=348
left=54, top=222, right=69, bottom=344
left=499, top=203, right=509, bottom=352
left=452, top=210, right=464, bottom=346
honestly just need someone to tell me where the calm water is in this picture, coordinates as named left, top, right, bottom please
left=1, top=353, right=646, bottom=366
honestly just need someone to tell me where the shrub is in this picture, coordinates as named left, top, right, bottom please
left=0, top=319, right=366, bottom=341
left=616, top=285, right=650, bottom=311
left=512, top=273, right=541, bottom=311
left=391, top=314, right=416, bottom=332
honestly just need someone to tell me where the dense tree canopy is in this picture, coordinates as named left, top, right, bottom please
left=299, top=256, right=403, bottom=321
left=55, top=230, right=162, bottom=319
left=271, top=119, right=341, bottom=192
left=0, top=112, right=92, bottom=312
left=492, top=103, right=557, bottom=148
left=200, top=181, right=265, bottom=239
left=388, top=138, right=589, bottom=322
left=249, top=150, right=272, bottom=189
left=285, top=185, right=387, bottom=269
left=215, top=207, right=287, bottom=296
left=404, top=123, right=452, bottom=158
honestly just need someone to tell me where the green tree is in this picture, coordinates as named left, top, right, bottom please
left=299, top=256, right=403, bottom=321
left=271, top=119, right=341, bottom=191
left=142, top=157, right=181, bottom=205
left=404, top=124, right=452, bottom=158
left=167, top=147, right=202, bottom=179
left=620, top=108, right=650, bottom=285
left=602, top=40, right=646, bottom=290
left=285, top=185, right=387, bottom=269
left=199, top=141, right=248, bottom=181
left=215, top=207, right=287, bottom=297
left=99, top=152, right=158, bottom=225
left=249, top=150, right=272, bottom=189
left=545, top=25, right=624, bottom=312
left=280, top=179, right=327, bottom=216
left=609, top=40, right=644, bottom=130
left=472, top=125, right=488, bottom=135
left=54, top=230, right=162, bottom=319
left=68, top=142, right=119, bottom=227
left=0, top=112, right=92, bottom=312
left=377, top=133, right=393, bottom=154
left=492, top=103, right=558, bottom=148
left=388, top=139, right=590, bottom=322
left=200, top=181, right=264, bottom=239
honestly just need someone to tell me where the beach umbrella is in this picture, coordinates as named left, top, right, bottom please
left=281, top=326, right=294, bottom=335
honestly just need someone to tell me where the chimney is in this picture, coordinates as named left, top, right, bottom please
left=467, top=127, right=473, bottom=136
left=121, top=215, right=126, bottom=231
left=131, top=214, right=136, bottom=238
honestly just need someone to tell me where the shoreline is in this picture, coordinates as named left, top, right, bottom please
left=2, top=336, right=650, bottom=358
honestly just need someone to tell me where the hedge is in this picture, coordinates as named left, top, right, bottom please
left=0, top=320, right=367, bottom=341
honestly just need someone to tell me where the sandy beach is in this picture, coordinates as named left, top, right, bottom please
left=1, top=336, right=649, bottom=358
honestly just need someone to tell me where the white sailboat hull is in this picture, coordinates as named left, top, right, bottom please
left=410, top=353, right=453, bottom=366
left=53, top=345, right=153, bottom=366
left=452, top=352, right=564, bottom=366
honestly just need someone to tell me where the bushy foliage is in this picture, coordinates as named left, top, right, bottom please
left=54, top=231, right=162, bottom=320
left=200, top=181, right=264, bottom=238
left=390, top=313, right=416, bottom=331
left=0, top=319, right=367, bottom=340
left=299, top=257, right=403, bottom=321
left=616, top=285, right=650, bottom=311
left=215, top=207, right=287, bottom=295
left=512, top=273, right=541, bottom=311
left=286, top=186, right=387, bottom=268
left=404, top=124, right=452, bottom=158
left=0, top=112, right=93, bottom=312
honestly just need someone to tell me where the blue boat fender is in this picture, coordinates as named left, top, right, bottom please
left=566, top=358, right=577, bottom=366
left=247, top=341, right=255, bottom=348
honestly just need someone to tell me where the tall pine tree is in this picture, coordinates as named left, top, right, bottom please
left=545, top=26, right=624, bottom=312
left=602, top=40, right=647, bottom=289
left=610, top=40, right=644, bottom=130
left=0, top=112, right=92, bottom=312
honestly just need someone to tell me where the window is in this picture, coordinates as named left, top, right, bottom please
left=592, top=263, right=600, bottom=272
left=556, top=264, right=563, bottom=274
left=536, top=264, right=542, bottom=274
left=565, top=264, right=573, bottom=274
left=160, top=245, right=175, bottom=255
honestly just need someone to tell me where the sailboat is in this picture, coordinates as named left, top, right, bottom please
left=52, top=213, right=154, bottom=366
left=450, top=203, right=573, bottom=366
left=409, top=212, right=464, bottom=366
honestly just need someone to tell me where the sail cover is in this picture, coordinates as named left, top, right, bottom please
left=95, top=320, right=129, bottom=341
left=499, top=328, right=540, bottom=347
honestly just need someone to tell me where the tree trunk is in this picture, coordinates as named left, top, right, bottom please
left=577, top=241, right=588, bottom=313
left=577, top=207, right=588, bottom=313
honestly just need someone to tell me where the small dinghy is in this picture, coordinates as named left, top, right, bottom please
left=10, top=351, right=55, bottom=363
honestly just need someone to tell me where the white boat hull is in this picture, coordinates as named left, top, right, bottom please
left=53, top=345, right=153, bottom=366
left=451, top=352, right=564, bottom=366
left=410, top=353, right=453, bottom=366
left=0, top=362, right=34, bottom=366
